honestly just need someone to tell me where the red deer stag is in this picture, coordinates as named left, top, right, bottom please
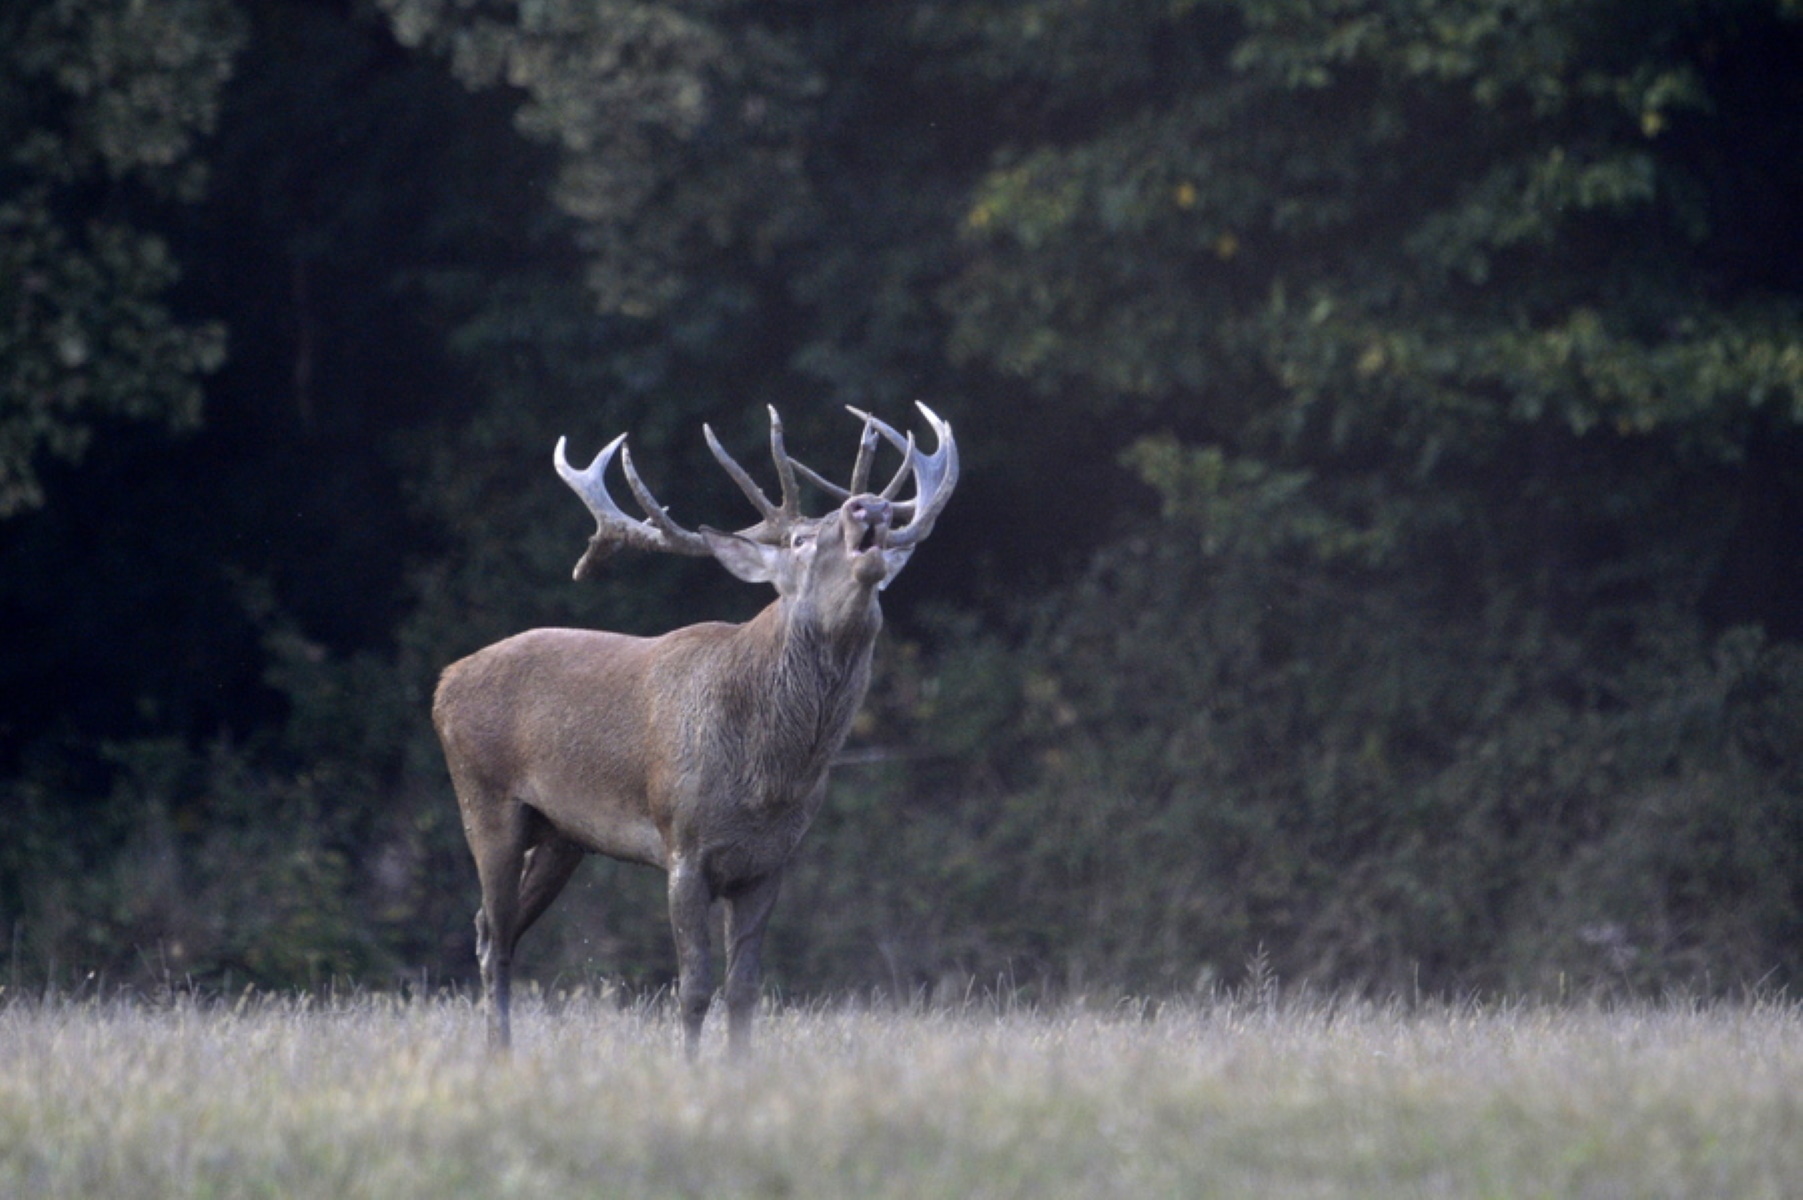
left=433, top=403, right=957, bottom=1054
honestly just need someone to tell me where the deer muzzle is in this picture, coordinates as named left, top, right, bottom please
left=843, top=496, right=893, bottom=583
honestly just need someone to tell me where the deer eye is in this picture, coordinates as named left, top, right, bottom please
left=788, top=530, right=815, bottom=549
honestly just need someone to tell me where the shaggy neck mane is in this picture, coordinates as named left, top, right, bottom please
left=730, top=597, right=880, bottom=790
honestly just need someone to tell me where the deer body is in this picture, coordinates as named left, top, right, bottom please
left=434, top=406, right=954, bottom=1054
left=437, top=607, right=876, bottom=879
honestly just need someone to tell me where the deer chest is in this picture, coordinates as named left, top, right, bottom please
left=697, top=798, right=819, bottom=888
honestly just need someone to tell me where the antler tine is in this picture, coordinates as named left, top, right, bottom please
left=789, top=414, right=876, bottom=502
left=883, top=401, right=959, bottom=549
left=704, top=422, right=781, bottom=522
left=880, top=432, right=916, bottom=502
left=848, top=413, right=877, bottom=494
left=765, top=405, right=802, bottom=518
left=619, top=443, right=714, bottom=548
left=846, top=406, right=917, bottom=502
left=848, top=405, right=908, bottom=453
left=790, top=459, right=848, bottom=501
left=553, top=434, right=711, bottom=579
left=784, top=412, right=879, bottom=503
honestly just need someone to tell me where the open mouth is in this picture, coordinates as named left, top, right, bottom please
left=842, top=495, right=894, bottom=562
left=844, top=503, right=891, bottom=557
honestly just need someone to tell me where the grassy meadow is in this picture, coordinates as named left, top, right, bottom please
left=1, top=988, right=1800, bottom=1198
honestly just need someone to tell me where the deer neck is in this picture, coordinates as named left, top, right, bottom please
left=761, top=593, right=880, bottom=713
left=725, top=595, right=880, bottom=794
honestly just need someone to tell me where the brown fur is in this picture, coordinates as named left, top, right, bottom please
left=435, top=501, right=890, bottom=1054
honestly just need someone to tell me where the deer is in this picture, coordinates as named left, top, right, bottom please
left=432, top=403, right=957, bottom=1055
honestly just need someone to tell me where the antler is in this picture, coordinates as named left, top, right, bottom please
left=852, top=401, right=959, bottom=549
left=701, top=406, right=805, bottom=545
left=554, top=433, right=712, bottom=580
left=554, top=407, right=825, bottom=578
left=555, top=403, right=957, bottom=580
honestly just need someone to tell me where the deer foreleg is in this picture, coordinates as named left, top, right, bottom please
left=667, top=857, right=714, bottom=1061
left=723, top=872, right=783, bottom=1057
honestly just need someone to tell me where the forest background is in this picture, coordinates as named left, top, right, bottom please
left=4, top=0, right=1802, bottom=1003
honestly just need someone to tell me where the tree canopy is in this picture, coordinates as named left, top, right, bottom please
left=0, top=0, right=241, bottom=516
left=2, top=0, right=1801, bottom=1000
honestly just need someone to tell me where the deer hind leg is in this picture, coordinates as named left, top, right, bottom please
left=467, top=797, right=536, bottom=1051
left=515, top=831, right=584, bottom=943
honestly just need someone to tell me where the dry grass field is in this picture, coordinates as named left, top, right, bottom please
left=1, top=987, right=1800, bottom=1198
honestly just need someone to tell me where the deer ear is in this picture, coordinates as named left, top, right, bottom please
left=701, top=527, right=782, bottom=584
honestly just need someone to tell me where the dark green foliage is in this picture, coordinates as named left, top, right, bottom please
left=381, top=0, right=822, bottom=319
left=3, top=0, right=1803, bottom=1001
left=0, top=0, right=241, bottom=517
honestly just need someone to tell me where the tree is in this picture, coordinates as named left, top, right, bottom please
left=907, top=0, right=1803, bottom=993
left=7, top=0, right=1802, bottom=998
left=352, top=0, right=1803, bottom=998
left=0, top=0, right=243, bottom=517
left=380, top=0, right=822, bottom=318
